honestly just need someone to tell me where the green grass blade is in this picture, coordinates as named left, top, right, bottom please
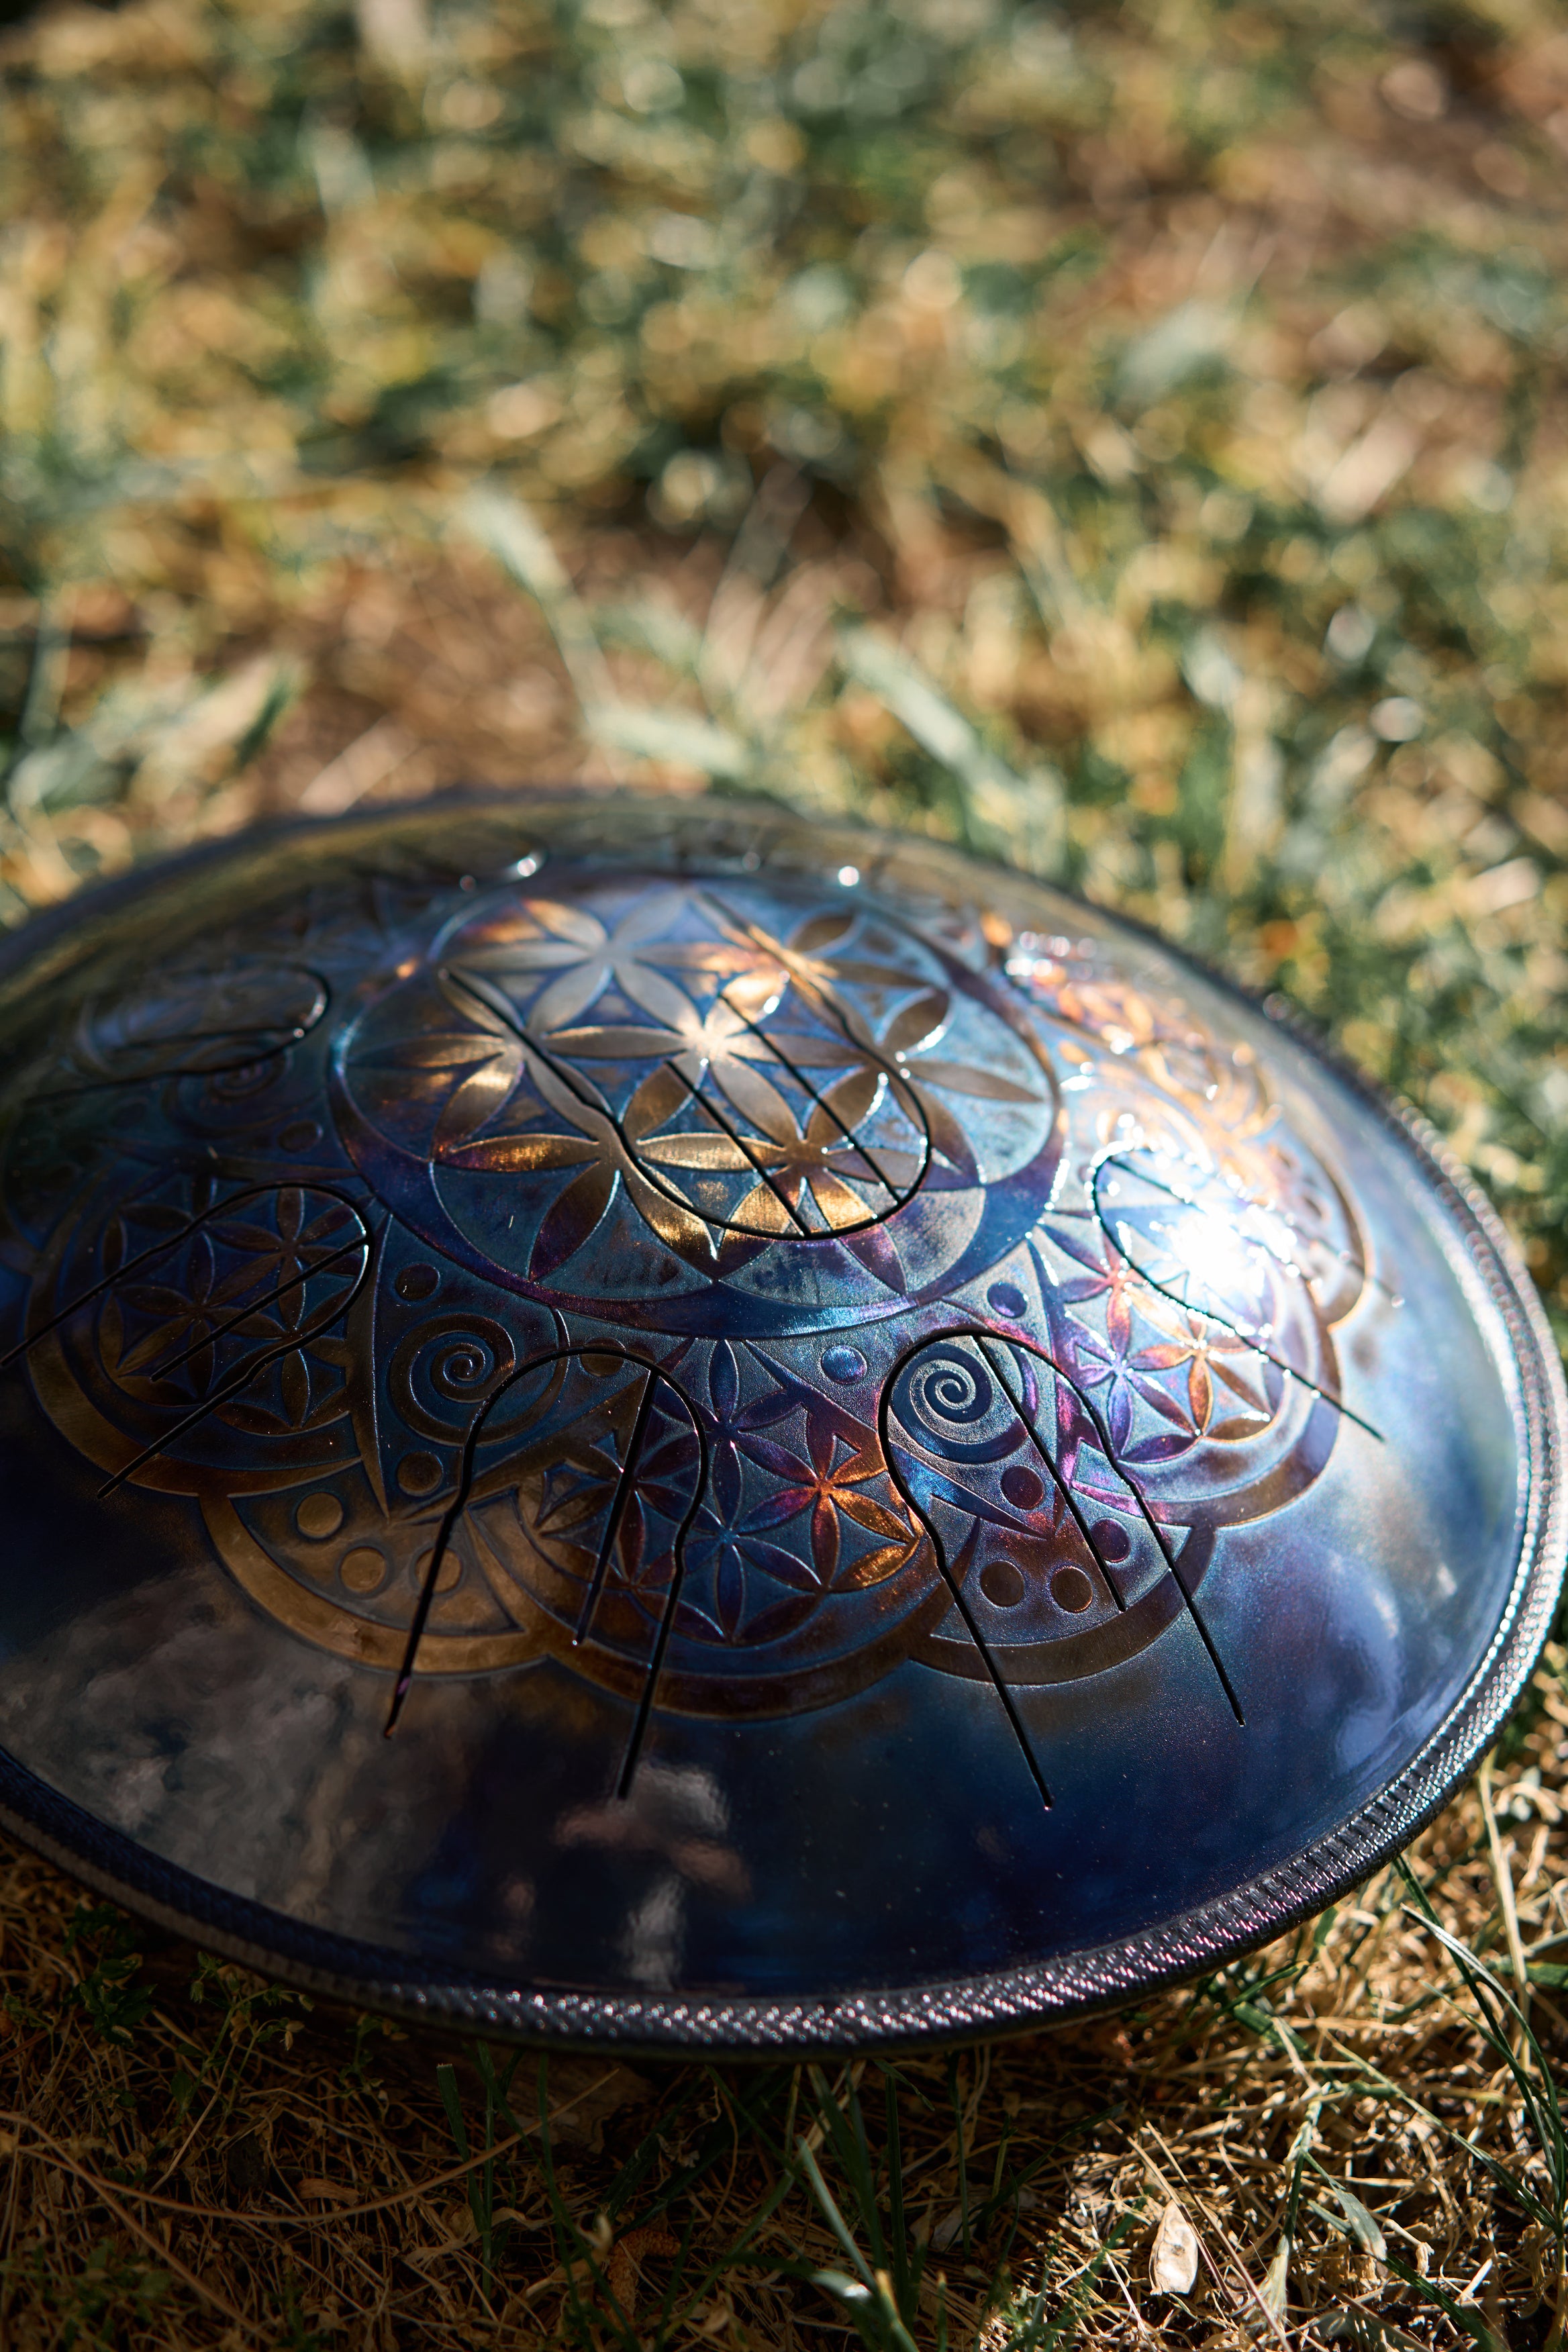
left=434, top=2061, right=468, bottom=2161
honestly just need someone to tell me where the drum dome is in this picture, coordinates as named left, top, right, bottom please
left=0, top=792, right=1557, bottom=2049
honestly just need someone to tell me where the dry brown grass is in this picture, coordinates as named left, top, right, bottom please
left=0, top=1657, right=1565, bottom=2346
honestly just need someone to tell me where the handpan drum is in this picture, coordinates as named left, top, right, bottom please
left=0, top=792, right=1559, bottom=2051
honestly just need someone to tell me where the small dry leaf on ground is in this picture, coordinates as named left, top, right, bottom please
left=1151, top=2197, right=1202, bottom=2296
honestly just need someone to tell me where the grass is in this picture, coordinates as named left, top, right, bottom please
left=6, top=1732, right=1568, bottom=2348
left=0, top=0, right=1566, bottom=2338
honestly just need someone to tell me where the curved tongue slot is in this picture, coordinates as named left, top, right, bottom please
left=1091, top=1149, right=1379, bottom=1437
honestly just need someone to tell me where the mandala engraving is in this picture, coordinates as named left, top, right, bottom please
left=331, top=875, right=1061, bottom=1326
left=0, top=840, right=1386, bottom=1791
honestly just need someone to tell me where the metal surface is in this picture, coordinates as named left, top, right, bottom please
left=0, top=791, right=1559, bottom=2051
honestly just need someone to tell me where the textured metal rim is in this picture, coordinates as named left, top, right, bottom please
left=0, top=791, right=1560, bottom=2055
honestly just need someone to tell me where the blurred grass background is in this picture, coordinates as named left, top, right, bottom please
left=1, top=0, right=1568, bottom=2342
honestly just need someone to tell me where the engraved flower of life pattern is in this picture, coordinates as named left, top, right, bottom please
left=348, top=882, right=1030, bottom=1275
left=675, top=1338, right=920, bottom=1650
left=99, top=1185, right=362, bottom=1438
left=1045, top=1204, right=1287, bottom=1462
left=448, top=1338, right=927, bottom=1691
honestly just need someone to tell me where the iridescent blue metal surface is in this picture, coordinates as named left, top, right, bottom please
left=0, top=792, right=1558, bottom=2049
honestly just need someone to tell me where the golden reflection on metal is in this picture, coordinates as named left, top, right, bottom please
left=0, top=839, right=1386, bottom=1797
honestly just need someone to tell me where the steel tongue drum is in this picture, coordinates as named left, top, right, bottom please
left=0, top=791, right=1559, bottom=2051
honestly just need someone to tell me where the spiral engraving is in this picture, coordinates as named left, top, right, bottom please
left=885, top=1330, right=1243, bottom=1726
left=893, top=1344, right=1012, bottom=1462
left=386, top=1314, right=518, bottom=1443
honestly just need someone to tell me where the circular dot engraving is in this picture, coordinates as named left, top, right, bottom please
left=1092, top=1521, right=1132, bottom=1564
left=979, top=1560, right=1026, bottom=1609
left=987, top=1281, right=1027, bottom=1320
left=822, top=1345, right=867, bottom=1383
left=396, top=1263, right=441, bottom=1302
left=340, top=1547, right=387, bottom=1596
left=397, top=1451, right=442, bottom=1497
left=295, top=1492, right=344, bottom=1541
left=413, top=1547, right=462, bottom=1596
left=999, top=1465, right=1044, bottom=1512
left=279, top=1120, right=322, bottom=1153
left=1050, top=1565, right=1095, bottom=1614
